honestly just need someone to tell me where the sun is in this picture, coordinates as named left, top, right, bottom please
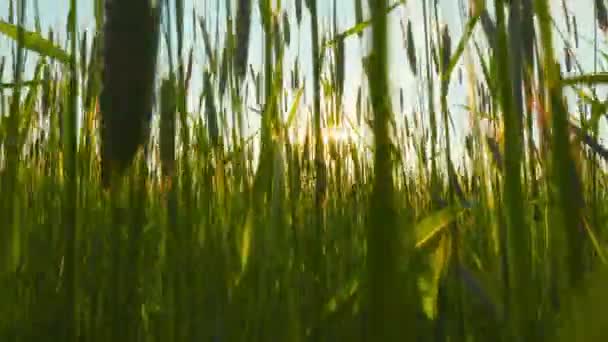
left=322, top=126, right=357, bottom=145
left=288, top=124, right=358, bottom=146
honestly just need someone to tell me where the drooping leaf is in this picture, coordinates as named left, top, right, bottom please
left=0, top=20, right=71, bottom=64
left=415, top=205, right=465, bottom=249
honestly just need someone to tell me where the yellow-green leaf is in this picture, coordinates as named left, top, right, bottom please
left=240, top=209, right=254, bottom=274
left=419, top=234, right=451, bottom=319
left=415, top=206, right=464, bottom=249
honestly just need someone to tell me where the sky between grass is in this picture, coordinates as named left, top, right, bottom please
left=0, top=0, right=606, bottom=160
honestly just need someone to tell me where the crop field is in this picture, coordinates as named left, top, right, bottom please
left=1, top=0, right=608, bottom=341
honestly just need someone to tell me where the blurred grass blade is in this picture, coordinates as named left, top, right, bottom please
left=562, top=72, right=608, bottom=86
left=0, top=80, right=41, bottom=89
left=569, top=122, right=608, bottom=163
left=458, top=265, right=504, bottom=321
left=322, top=275, right=360, bottom=319
left=582, top=217, right=608, bottom=265
left=239, top=206, right=253, bottom=277
left=235, top=0, right=252, bottom=80
left=0, top=20, right=71, bottom=64
left=406, top=20, right=417, bottom=75
left=355, top=0, right=363, bottom=38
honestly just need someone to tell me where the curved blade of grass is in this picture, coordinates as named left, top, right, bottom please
left=419, top=234, right=450, bottom=319
left=324, top=1, right=403, bottom=48
left=415, top=205, right=465, bottom=249
left=0, top=20, right=71, bottom=64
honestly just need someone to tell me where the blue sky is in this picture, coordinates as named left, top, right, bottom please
left=0, top=0, right=606, bottom=158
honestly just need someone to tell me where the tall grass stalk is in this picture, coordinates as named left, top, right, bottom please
left=367, top=0, right=410, bottom=340
left=63, top=0, right=77, bottom=340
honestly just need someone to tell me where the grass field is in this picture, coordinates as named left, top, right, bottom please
left=2, top=0, right=608, bottom=341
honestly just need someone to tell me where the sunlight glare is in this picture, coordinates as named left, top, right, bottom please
left=288, top=125, right=357, bottom=146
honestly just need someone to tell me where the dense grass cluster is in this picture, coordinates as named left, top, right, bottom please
left=2, top=0, right=608, bottom=341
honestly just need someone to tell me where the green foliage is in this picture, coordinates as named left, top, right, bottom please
left=2, top=0, right=608, bottom=341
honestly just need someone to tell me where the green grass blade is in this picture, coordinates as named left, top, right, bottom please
left=324, top=1, right=403, bottom=48
left=562, top=72, right=608, bottom=86
left=0, top=20, right=71, bottom=64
